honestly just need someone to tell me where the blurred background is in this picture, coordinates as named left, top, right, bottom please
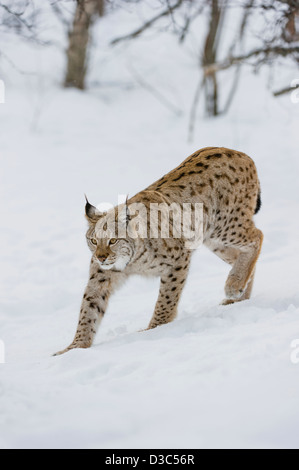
left=1, top=1, right=298, bottom=124
left=1, top=0, right=299, bottom=449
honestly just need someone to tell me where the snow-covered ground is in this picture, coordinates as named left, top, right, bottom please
left=0, top=3, right=299, bottom=449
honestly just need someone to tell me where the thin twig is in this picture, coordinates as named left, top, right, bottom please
left=188, top=73, right=205, bottom=142
left=0, top=49, right=38, bottom=75
left=110, top=0, right=183, bottom=45
left=273, top=83, right=299, bottom=96
left=222, top=0, right=254, bottom=114
left=0, top=3, right=33, bottom=31
left=204, top=45, right=299, bottom=76
left=179, top=4, right=205, bottom=43
left=128, top=63, right=182, bottom=116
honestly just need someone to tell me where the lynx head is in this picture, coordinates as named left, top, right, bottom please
left=84, top=198, right=136, bottom=272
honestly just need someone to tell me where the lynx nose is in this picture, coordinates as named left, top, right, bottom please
left=97, top=254, right=107, bottom=262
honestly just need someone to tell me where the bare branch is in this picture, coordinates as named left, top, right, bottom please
left=179, top=3, right=205, bottom=43
left=110, top=0, right=183, bottom=45
left=273, top=82, right=299, bottom=96
left=222, top=0, right=255, bottom=114
left=0, top=2, right=33, bottom=31
left=128, top=63, right=182, bottom=116
left=188, top=73, right=204, bottom=143
left=49, top=1, right=72, bottom=29
left=204, top=45, right=299, bottom=76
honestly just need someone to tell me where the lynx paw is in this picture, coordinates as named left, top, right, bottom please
left=221, top=298, right=237, bottom=306
left=53, top=341, right=91, bottom=356
left=225, top=274, right=245, bottom=300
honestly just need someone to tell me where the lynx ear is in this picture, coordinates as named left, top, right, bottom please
left=84, top=195, right=102, bottom=224
left=118, top=197, right=131, bottom=227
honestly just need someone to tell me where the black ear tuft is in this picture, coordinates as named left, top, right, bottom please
left=125, top=195, right=131, bottom=224
left=84, top=195, right=102, bottom=223
left=254, top=190, right=261, bottom=214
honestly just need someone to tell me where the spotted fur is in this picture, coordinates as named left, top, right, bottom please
left=54, top=147, right=263, bottom=355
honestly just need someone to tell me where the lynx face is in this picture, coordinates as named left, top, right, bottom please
left=86, top=205, right=135, bottom=272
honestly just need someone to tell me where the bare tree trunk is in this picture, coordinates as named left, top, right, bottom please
left=202, top=0, right=226, bottom=117
left=222, top=0, right=254, bottom=114
left=284, top=8, right=299, bottom=42
left=64, top=0, right=104, bottom=90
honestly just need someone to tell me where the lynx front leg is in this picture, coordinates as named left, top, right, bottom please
left=54, top=261, right=122, bottom=355
left=147, top=255, right=191, bottom=330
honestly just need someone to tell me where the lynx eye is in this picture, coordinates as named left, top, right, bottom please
left=91, top=238, right=97, bottom=245
left=109, top=238, right=117, bottom=245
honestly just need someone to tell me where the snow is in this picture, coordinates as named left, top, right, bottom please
left=0, top=2, right=299, bottom=449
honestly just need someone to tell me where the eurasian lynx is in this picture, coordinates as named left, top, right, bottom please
left=54, top=147, right=263, bottom=355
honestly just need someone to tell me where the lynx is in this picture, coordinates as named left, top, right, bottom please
left=54, top=147, right=263, bottom=355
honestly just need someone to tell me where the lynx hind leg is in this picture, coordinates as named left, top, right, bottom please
left=211, top=226, right=263, bottom=304
left=221, top=268, right=256, bottom=305
left=211, top=244, right=243, bottom=305
left=225, top=227, right=263, bottom=301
